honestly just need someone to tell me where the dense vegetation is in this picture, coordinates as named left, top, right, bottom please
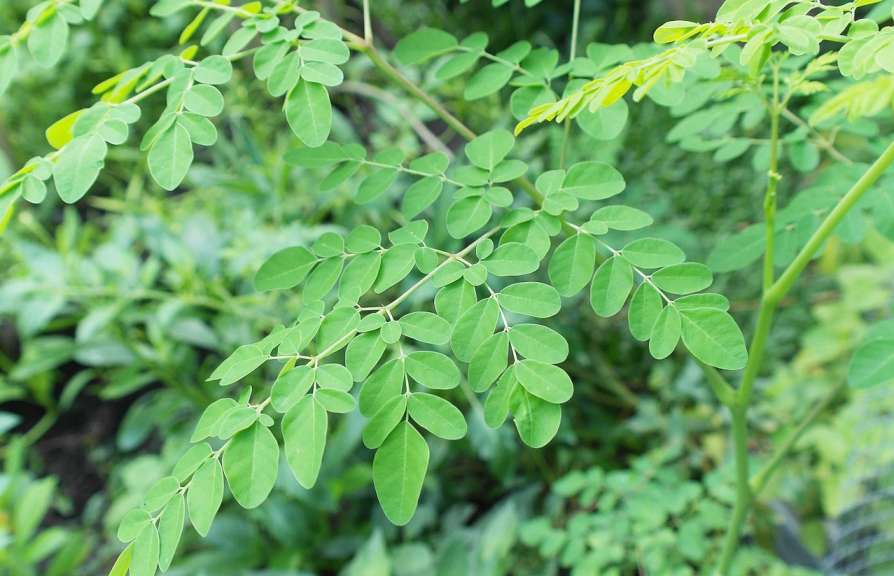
left=2, top=0, right=894, bottom=574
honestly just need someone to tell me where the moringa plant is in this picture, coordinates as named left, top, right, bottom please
left=3, top=0, right=894, bottom=574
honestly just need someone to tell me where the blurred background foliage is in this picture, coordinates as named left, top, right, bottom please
left=1, top=0, right=893, bottom=574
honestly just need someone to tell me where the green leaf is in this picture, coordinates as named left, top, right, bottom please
left=589, top=256, right=634, bottom=317
left=318, top=307, right=361, bottom=351
left=254, top=246, right=317, bottom=291
left=346, top=225, right=382, bottom=253
left=408, top=393, right=467, bottom=440
left=707, top=225, right=765, bottom=273
left=515, top=359, right=573, bottom=403
left=679, top=308, right=747, bottom=370
left=675, top=293, right=730, bottom=311
left=577, top=99, right=629, bottom=141
left=628, top=283, right=663, bottom=341
left=131, top=523, right=159, bottom=576
left=509, top=324, right=568, bottom=364
left=178, top=113, right=217, bottom=146
left=312, top=231, right=345, bottom=256
left=194, top=55, right=233, bottom=84
left=316, top=363, right=353, bottom=392
left=80, top=0, right=103, bottom=19
left=451, top=298, right=500, bottom=362
left=282, top=395, right=327, bottom=488
left=147, top=124, right=193, bottom=191
left=357, top=167, right=398, bottom=204
left=53, top=134, right=107, bottom=203
left=513, top=390, right=561, bottom=448
left=285, top=80, right=331, bottom=147
left=191, top=398, right=238, bottom=441
left=186, top=460, right=223, bottom=536
left=652, top=263, right=713, bottom=295
left=207, top=344, right=266, bottom=386
left=484, top=366, right=517, bottom=428
left=447, top=196, right=492, bottom=238
left=216, top=405, right=258, bottom=439
left=302, top=61, right=344, bottom=86
left=359, top=358, right=404, bottom=417
left=435, top=280, right=478, bottom=324
left=157, top=494, right=184, bottom=572
left=469, top=331, right=509, bottom=393
left=621, top=238, right=685, bottom=269
left=117, top=509, right=151, bottom=543
left=406, top=351, right=460, bottom=390
left=562, top=162, right=625, bottom=200
left=184, top=84, right=225, bottom=116
left=107, top=545, right=133, bottom=576
left=484, top=242, right=540, bottom=276
left=654, top=20, right=700, bottom=44
left=649, top=305, right=680, bottom=360
left=172, top=443, right=212, bottom=482
left=589, top=205, right=653, bottom=231
left=304, top=257, right=343, bottom=300
left=465, top=129, right=514, bottom=171
left=362, top=394, right=408, bottom=449
left=271, top=365, right=315, bottom=413
left=389, top=220, right=429, bottom=245
left=28, top=13, right=68, bottom=67
left=402, top=177, right=443, bottom=218
left=14, top=477, right=55, bottom=542
left=374, top=245, right=417, bottom=293
left=373, top=422, right=429, bottom=526
left=143, top=476, right=179, bottom=512
left=346, top=331, right=386, bottom=381
left=316, top=388, right=356, bottom=413
left=848, top=320, right=894, bottom=389
left=223, top=422, right=279, bottom=509
left=394, top=27, right=458, bottom=65
left=464, top=62, right=514, bottom=100
left=548, top=234, right=596, bottom=297
left=400, top=311, right=451, bottom=345
left=497, top=282, right=561, bottom=318
left=339, top=252, right=382, bottom=302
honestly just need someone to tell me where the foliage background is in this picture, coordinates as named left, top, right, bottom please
left=1, top=0, right=892, bottom=574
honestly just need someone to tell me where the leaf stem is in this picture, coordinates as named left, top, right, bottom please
left=559, top=0, right=582, bottom=170
left=715, top=139, right=894, bottom=573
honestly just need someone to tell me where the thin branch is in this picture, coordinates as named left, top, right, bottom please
left=780, top=106, right=853, bottom=166
left=750, top=383, right=844, bottom=497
